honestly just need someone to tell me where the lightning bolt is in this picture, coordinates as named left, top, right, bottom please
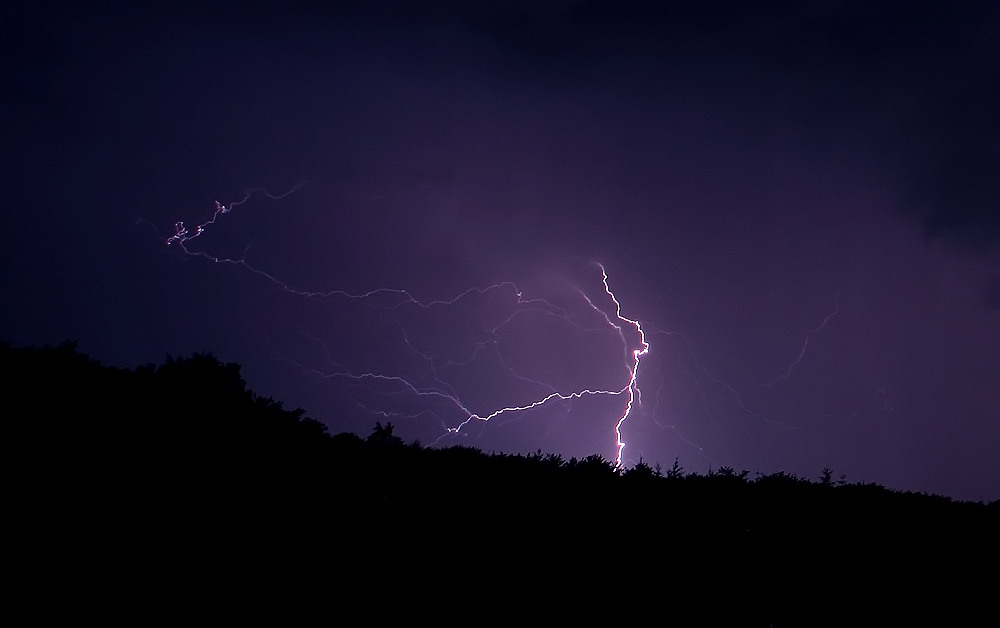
left=167, top=184, right=305, bottom=248
left=590, top=263, right=649, bottom=466
left=168, top=190, right=651, bottom=466
left=764, top=296, right=840, bottom=387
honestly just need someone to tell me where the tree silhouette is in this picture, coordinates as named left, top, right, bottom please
left=2, top=340, right=996, bottom=625
left=366, top=421, right=404, bottom=448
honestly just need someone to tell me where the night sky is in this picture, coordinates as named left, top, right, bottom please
left=3, top=2, right=998, bottom=501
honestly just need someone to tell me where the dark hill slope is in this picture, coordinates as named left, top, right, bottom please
left=2, top=342, right=995, bottom=623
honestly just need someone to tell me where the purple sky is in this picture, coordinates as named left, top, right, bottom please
left=3, top=2, right=998, bottom=501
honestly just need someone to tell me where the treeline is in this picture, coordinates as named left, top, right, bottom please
left=3, top=342, right=996, bottom=623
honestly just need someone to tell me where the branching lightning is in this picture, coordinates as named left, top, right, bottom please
left=168, top=190, right=650, bottom=466
left=764, top=295, right=840, bottom=387
left=167, top=189, right=846, bottom=472
left=167, top=184, right=305, bottom=249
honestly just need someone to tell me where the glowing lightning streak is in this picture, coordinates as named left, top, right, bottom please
left=595, top=264, right=650, bottom=466
left=167, top=184, right=305, bottom=248
left=764, top=295, right=840, bottom=387
left=168, top=190, right=650, bottom=466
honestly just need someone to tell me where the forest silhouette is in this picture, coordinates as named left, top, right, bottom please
left=3, top=341, right=995, bottom=623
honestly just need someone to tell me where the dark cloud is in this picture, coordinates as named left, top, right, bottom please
left=981, top=275, right=1000, bottom=310
left=917, top=171, right=1000, bottom=251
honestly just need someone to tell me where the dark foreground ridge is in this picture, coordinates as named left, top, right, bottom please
left=3, top=342, right=996, bottom=623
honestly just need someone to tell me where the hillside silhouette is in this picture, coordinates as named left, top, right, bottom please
left=3, top=341, right=995, bottom=623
